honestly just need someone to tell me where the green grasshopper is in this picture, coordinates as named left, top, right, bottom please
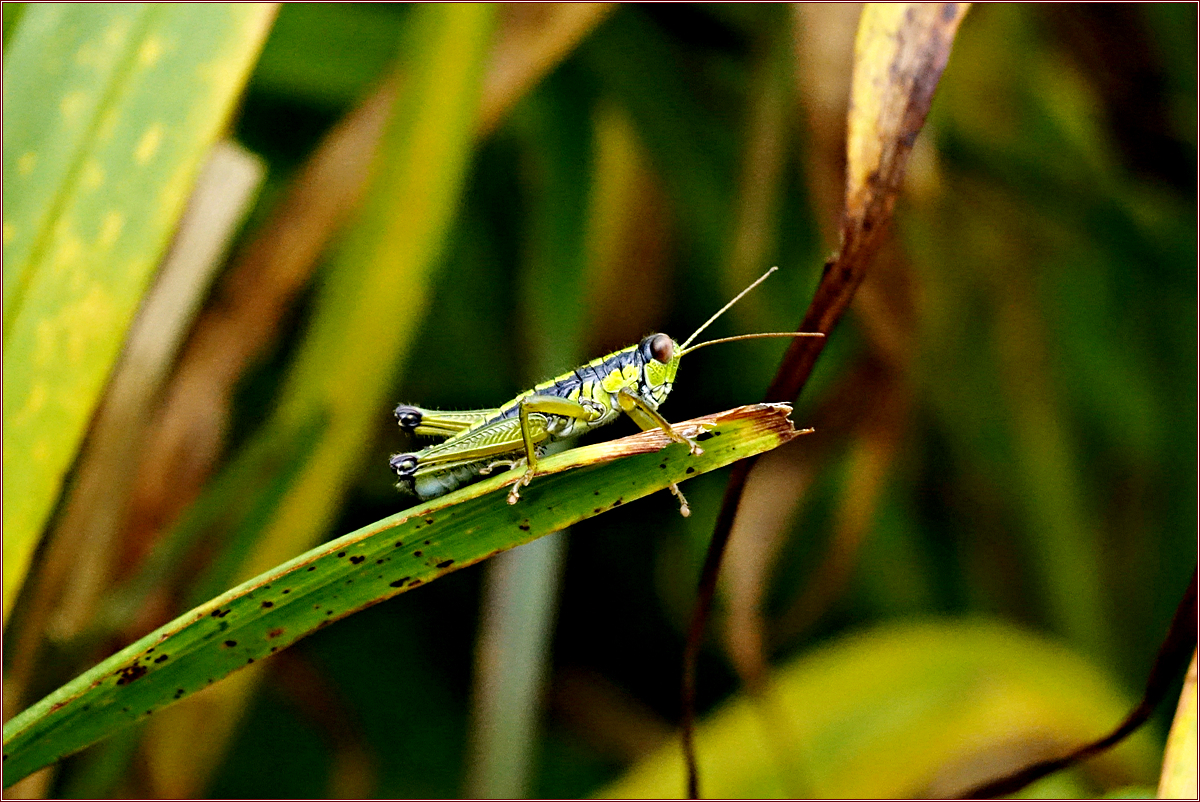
left=390, top=268, right=821, bottom=512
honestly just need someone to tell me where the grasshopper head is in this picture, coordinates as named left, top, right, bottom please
left=639, top=333, right=681, bottom=404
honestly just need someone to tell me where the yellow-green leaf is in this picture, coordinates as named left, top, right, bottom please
left=2, top=3, right=277, bottom=618
left=602, top=619, right=1158, bottom=798
left=1158, top=650, right=1197, bottom=798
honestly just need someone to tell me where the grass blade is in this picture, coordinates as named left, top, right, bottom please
left=132, top=6, right=498, bottom=794
left=1, top=3, right=277, bottom=617
left=2, top=404, right=801, bottom=785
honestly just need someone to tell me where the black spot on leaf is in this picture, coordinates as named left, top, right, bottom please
left=116, top=663, right=147, bottom=685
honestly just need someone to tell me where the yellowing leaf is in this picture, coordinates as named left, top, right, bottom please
left=2, top=3, right=277, bottom=618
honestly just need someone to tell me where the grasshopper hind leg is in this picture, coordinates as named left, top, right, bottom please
left=394, top=405, right=500, bottom=439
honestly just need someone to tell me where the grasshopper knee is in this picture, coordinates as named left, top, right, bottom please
left=390, top=453, right=419, bottom=476
left=394, top=405, right=423, bottom=429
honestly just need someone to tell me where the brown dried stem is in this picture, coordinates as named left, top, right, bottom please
left=680, top=4, right=971, bottom=796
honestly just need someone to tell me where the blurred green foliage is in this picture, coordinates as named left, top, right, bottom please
left=3, top=3, right=1195, bottom=798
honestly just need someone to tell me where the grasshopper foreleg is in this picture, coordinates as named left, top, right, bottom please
left=616, top=388, right=703, bottom=456
left=616, top=387, right=701, bottom=517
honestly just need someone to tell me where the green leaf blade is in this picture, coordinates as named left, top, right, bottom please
left=2, top=3, right=277, bottom=617
left=1, top=403, right=799, bottom=785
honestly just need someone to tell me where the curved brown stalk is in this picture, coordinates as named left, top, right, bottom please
left=680, top=4, right=971, bottom=796
left=960, top=569, right=1197, bottom=799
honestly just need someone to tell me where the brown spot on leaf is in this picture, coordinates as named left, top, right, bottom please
left=116, top=663, right=147, bottom=685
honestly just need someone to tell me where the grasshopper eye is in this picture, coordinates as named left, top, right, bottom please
left=390, top=453, right=419, bottom=476
left=394, top=405, right=423, bottom=429
left=648, top=333, right=673, bottom=363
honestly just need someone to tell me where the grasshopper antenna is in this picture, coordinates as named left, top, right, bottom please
left=680, top=267, right=780, bottom=351
left=678, top=330, right=823, bottom=357
left=678, top=267, right=823, bottom=356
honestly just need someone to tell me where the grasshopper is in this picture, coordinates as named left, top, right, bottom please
left=389, top=268, right=821, bottom=512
